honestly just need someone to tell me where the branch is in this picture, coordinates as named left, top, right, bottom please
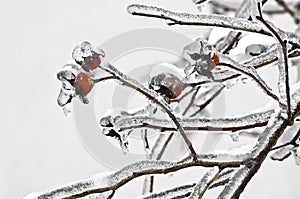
left=188, top=167, right=220, bottom=199
left=113, top=110, right=274, bottom=132
left=101, top=61, right=197, bottom=157
left=275, top=0, right=300, bottom=24
left=127, top=4, right=272, bottom=36
left=217, top=82, right=300, bottom=198
left=189, top=84, right=225, bottom=117
left=140, top=169, right=237, bottom=199
left=137, top=184, right=195, bottom=199
left=27, top=154, right=244, bottom=199
left=256, top=2, right=291, bottom=121
left=219, top=54, right=279, bottom=102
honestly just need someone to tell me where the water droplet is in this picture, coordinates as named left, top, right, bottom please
left=230, top=132, right=239, bottom=142
left=245, top=44, right=266, bottom=56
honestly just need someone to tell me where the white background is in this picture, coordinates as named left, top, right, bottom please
left=0, top=0, right=299, bottom=198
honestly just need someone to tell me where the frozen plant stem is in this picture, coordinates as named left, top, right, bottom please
left=188, top=167, right=220, bottom=199
left=127, top=4, right=272, bottom=36
left=33, top=154, right=244, bottom=198
left=102, top=62, right=197, bottom=158
left=256, top=2, right=291, bottom=121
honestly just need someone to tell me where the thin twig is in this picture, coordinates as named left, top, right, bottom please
left=217, top=81, right=300, bottom=199
left=101, top=62, right=197, bottom=157
left=33, top=154, right=244, bottom=199
left=271, top=127, right=300, bottom=151
left=256, top=2, right=291, bottom=121
left=115, top=110, right=273, bottom=133
left=275, top=0, right=300, bottom=24
left=189, top=85, right=225, bottom=117
left=188, top=167, right=220, bottom=199
left=127, top=4, right=272, bottom=36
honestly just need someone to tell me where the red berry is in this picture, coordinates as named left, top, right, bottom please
left=84, top=55, right=101, bottom=70
left=171, top=82, right=183, bottom=99
left=75, top=72, right=94, bottom=96
left=208, top=53, right=219, bottom=71
left=149, top=73, right=183, bottom=100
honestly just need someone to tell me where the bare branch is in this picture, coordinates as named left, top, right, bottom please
left=275, top=0, right=300, bottom=24
left=29, top=154, right=244, bottom=199
left=219, top=54, right=279, bottom=102
left=256, top=2, right=291, bottom=121
left=127, top=4, right=272, bottom=36
left=137, top=183, right=195, bottom=199
left=101, top=61, right=197, bottom=157
left=113, top=110, right=274, bottom=132
left=188, top=167, right=220, bottom=199
left=218, top=82, right=300, bottom=198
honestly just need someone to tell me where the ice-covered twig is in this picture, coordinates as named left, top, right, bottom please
left=215, top=0, right=252, bottom=53
left=275, top=0, right=300, bottom=24
left=189, top=85, right=225, bottom=117
left=256, top=2, right=291, bottom=120
left=127, top=4, right=272, bottom=36
left=209, top=169, right=235, bottom=189
left=217, top=82, right=300, bottom=199
left=113, top=110, right=274, bottom=132
left=219, top=55, right=279, bottom=102
left=27, top=154, right=244, bottom=199
left=187, top=41, right=300, bottom=90
left=138, top=183, right=195, bottom=199
left=101, top=61, right=197, bottom=157
left=188, top=167, right=220, bottom=199
left=210, top=1, right=287, bottom=15
left=271, top=126, right=300, bottom=151
left=142, top=133, right=174, bottom=195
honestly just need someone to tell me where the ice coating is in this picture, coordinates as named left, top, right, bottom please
left=127, top=5, right=266, bottom=34
left=149, top=73, right=184, bottom=101
left=72, top=41, right=105, bottom=72
left=100, top=115, right=130, bottom=153
left=101, top=109, right=273, bottom=131
left=31, top=152, right=244, bottom=199
left=138, top=184, right=195, bottom=199
left=194, top=84, right=224, bottom=106
left=56, top=63, right=96, bottom=114
left=72, top=41, right=94, bottom=64
left=188, top=167, right=219, bottom=199
left=219, top=54, right=278, bottom=100
left=271, top=146, right=293, bottom=161
left=183, top=38, right=219, bottom=78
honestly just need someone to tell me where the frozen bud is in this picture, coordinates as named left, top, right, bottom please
left=183, top=38, right=219, bottom=78
left=72, top=41, right=93, bottom=63
left=149, top=73, right=183, bottom=100
left=75, top=72, right=95, bottom=96
left=100, top=116, right=114, bottom=127
left=72, top=41, right=105, bottom=71
left=245, top=44, right=267, bottom=56
left=57, top=70, right=75, bottom=82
